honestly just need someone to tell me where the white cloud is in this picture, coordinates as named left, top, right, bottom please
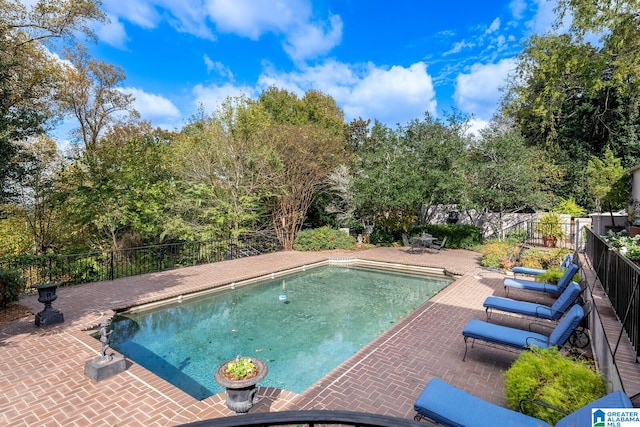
left=509, top=0, right=527, bottom=20
left=203, top=54, right=234, bottom=79
left=283, top=15, right=343, bottom=62
left=192, top=83, right=257, bottom=112
left=485, top=18, right=501, bottom=34
left=464, top=118, right=490, bottom=139
left=103, top=0, right=340, bottom=60
left=93, top=14, right=129, bottom=49
left=453, top=58, right=516, bottom=120
left=206, top=0, right=306, bottom=39
left=528, top=0, right=563, bottom=34
left=102, top=0, right=161, bottom=29
left=121, top=87, right=182, bottom=128
left=443, top=40, right=475, bottom=56
left=258, top=61, right=436, bottom=126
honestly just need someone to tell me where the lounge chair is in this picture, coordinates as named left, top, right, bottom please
left=503, top=263, right=579, bottom=297
left=513, top=253, right=574, bottom=277
left=484, top=281, right=582, bottom=321
left=414, top=377, right=632, bottom=427
left=461, top=304, right=584, bottom=361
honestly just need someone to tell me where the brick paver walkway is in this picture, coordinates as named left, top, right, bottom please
left=1, top=247, right=638, bottom=426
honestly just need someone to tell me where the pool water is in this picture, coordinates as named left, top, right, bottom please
left=109, top=265, right=451, bottom=400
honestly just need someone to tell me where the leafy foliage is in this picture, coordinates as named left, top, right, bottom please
left=293, top=226, right=356, bottom=251
left=0, top=0, right=105, bottom=203
left=0, top=268, right=25, bottom=308
left=353, top=113, right=467, bottom=236
left=504, top=347, right=606, bottom=425
left=554, top=197, right=586, bottom=218
left=480, top=240, right=518, bottom=269
left=464, top=125, right=552, bottom=215
left=519, top=248, right=573, bottom=270
left=536, top=212, right=566, bottom=241
left=413, top=224, right=483, bottom=249
left=224, top=357, right=257, bottom=380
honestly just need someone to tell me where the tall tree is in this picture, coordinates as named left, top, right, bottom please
left=463, top=124, right=553, bottom=235
left=60, top=122, right=174, bottom=250
left=257, top=88, right=349, bottom=248
left=353, top=112, right=467, bottom=234
left=57, top=44, right=138, bottom=153
left=585, top=147, right=630, bottom=227
left=0, top=0, right=105, bottom=201
left=264, top=124, right=348, bottom=250
left=13, top=135, right=64, bottom=254
left=168, top=98, right=275, bottom=241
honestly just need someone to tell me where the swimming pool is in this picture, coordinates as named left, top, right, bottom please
left=108, top=264, right=452, bottom=400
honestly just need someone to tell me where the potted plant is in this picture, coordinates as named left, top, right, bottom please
left=214, top=356, right=268, bottom=413
left=536, top=212, right=566, bottom=248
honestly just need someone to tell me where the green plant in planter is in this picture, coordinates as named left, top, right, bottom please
left=625, top=246, right=640, bottom=261
left=534, top=267, right=580, bottom=284
left=536, top=212, right=566, bottom=247
left=504, top=347, right=606, bottom=425
left=224, top=356, right=257, bottom=380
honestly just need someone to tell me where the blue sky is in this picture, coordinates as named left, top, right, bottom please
left=55, top=0, right=561, bottom=140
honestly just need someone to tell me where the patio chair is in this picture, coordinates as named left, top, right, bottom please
left=427, top=236, right=447, bottom=253
left=512, top=252, right=574, bottom=277
left=413, top=377, right=632, bottom=427
left=402, top=234, right=422, bottom=253
left=484, top=281, right=583, bottom=321
left=503, top=263, right=579, bottom=297
left=461, top=304, right=584, bottom=361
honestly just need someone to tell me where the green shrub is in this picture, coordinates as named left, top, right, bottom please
left=0, top=268, right=25, bottom=308
left=504, top=347, right=606, bottom=425
left=518, top=248, right=546, bottom=269
left=535, top=267, right=581, bottom=284
left=369, top=228, right=395, bottom=245
left=518, top=248, right=573, bottom=270
left=505, top=229, right=529, bottom=245
left=412, top=224, right=483, bottom=249
left=293, top=226, right=356, bottom=251
left=480, top=240, right=518, bottom=269
left=554, top=197, right=586, bottom=218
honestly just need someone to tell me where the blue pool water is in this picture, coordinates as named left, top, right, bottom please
left=109, top=265, right=451, bottom=400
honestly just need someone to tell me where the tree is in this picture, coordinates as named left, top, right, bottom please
left=502, top=1, right=640, bottom=207
left=264, top=124, right=348, bottom=250
left=0, top=0, right=105, bottom=201
left=463, top=124, right=552, bottom=236
left=60, top=122, right=174, bottom=250
left=57, top=44, right=138, bottom=153
left=13, top=135, right=65, bottom=254
left=168, top=98, right=275, bottom=241
left=353, top=112, right=467, bottom=235
left=585, top=147, right=630, bottom=227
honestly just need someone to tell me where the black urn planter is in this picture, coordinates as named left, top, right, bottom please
left=33, top=282, right=64, bottom=327
left=214, top=358, right=268, bottom=414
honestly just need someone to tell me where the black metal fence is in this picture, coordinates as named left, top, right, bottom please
left=1, top=233, right=280, bottom=288
left=497, top=220, right=574, bottom=249
left=177, top=410, right=427, bottom=426
left=585, top=227, right=640, bottom=360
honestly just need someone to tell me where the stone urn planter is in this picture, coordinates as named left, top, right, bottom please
left=214, top=357, right=267, bottom=414
left=33, top=282, right=64, bottom=327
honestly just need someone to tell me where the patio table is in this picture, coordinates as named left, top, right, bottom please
left=410, top=236, right=436, bottom=253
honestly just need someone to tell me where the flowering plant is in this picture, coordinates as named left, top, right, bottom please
left=224, top=356, right=257, bottom=380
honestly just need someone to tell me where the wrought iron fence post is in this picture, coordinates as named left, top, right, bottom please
left=109, top=251, right=114, bottom=281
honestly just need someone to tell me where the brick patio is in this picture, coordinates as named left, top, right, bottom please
left=1, top=247, right=638, bottom=426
